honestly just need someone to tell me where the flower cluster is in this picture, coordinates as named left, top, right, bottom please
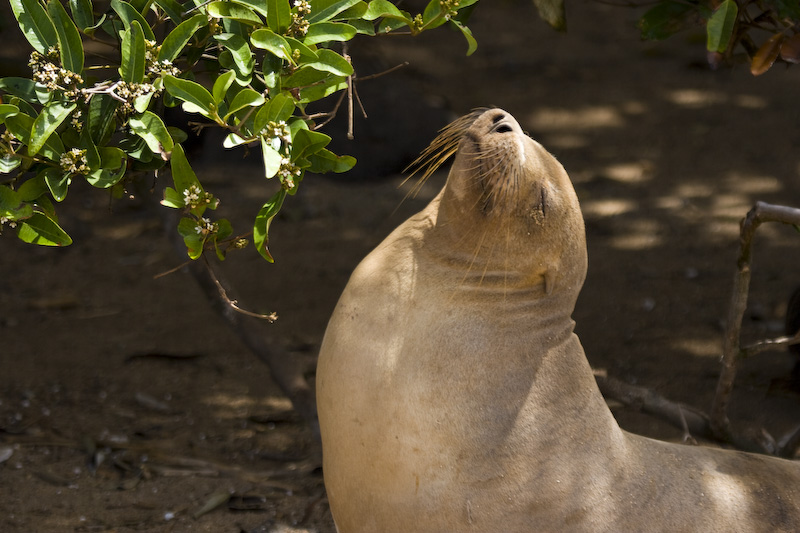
left=265, top=120, right=291, bottom=147
left=113, top=80, right=159, bottom=114
left=439, top=0, right=461, bottom=21
left=0, top=216, right=18, bottom=229
left=289, top=0, right=312, bottom=37
left=182, top=184, right=216, bottom=210
left=278, top=157, right=301, bottom=190
left=194, top=217, right=218, bottom=236
left=28, top=47, right=84, bottom=99
left=145, top=39, right=180, bottom=77
left=59, top=148, right=89, bottom=175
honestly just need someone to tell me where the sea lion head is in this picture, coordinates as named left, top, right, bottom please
left=410, top=108, right=587, bottom=298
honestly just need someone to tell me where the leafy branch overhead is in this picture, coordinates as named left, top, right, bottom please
left=0, top=0, right=478, bottom=260
left=638, top=0, right=800, bottom=73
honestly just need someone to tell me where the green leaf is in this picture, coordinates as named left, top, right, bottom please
left=0, top=155, right=23, bottom=173
left=283, top=66, right=332, bottom=88
left=267, top=92, right=295, bottom=122
left=284, top=36, right=318, bottom=61
left=17, top=175, right=49, bottom=201
left=29, top=101, right=76, bottom=156
left=363, top=0, right=411, bottom=23
left=304, top=48, right=353, bottom=76
left=224, top=88, right=266, bottom=120
left=79, top=125, right=101, bottom=169
left=261, top=136, right=283, bottom=178
left=251, top=29, right=293, bottom=61
left=10, top=0, right=58, bottom=54
left=307, top=0, right=362, bottom=23
left=47, top=0, right=85, bottom=74
left=0, top=185, right=33, bottom=219
left=253, top=188, right=286, bottom=261
left=129, top=111, right=174, bottom=157
left=706, top=0, right=738, bottom=53
left=213, top=70, right=237, bottom=105
left=43, top=167, right=70, bottom=202
left=177, top=216, right=204, bottom=259
left=161, top=186, right=184, bottom=208
left=531, top=0, right=566, bottom=31
left=88, top=93, right=119, bottom=145
left=291, top=128, right=330, bottom=161
left=267, top=0, right=291, bottom=33
left=307, top=148, right=355, bottom=173
left=231, top=0, right=269, bottom=17
left=17, top=211, right=72, bottom=246
left=0, top=104, right=20, bottom=123
left=85, top=147, right=127, bottom=187
left=304, top=22, right=357, bottom=45
left=208, top=1, right=263, bottom=24
left=69, top=0, right=94, bottom=30
left=158, top=14, right=208, bottom=63
left=452, top=20, right=477, bottom=56
left=0, top=78, right=38, bottom=103
left=164, top=75, right=217, bottom=120
left=298, top=75, right=347, bottom=103
left=640, top=1, right=695, bottom=41
left=214, top=33, right=255, bottom=84
left=120, top=20, right=146, bottom=83
left=110, top=0, right=156, bottom=41
left=213, top=218, right=233, bottom=260
left=153, top=0, right=184, bottom=23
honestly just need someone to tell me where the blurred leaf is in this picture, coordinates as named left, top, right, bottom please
left=0, top=78, right=38, bottom=103
left=213, top=70, right=237, bottom=105
left=706, top=0, right=737, bottom=53
left=308, top=0, right=362, bottom=23
left=158, top=14, right=208, bottom=63
left=639, top=0, right=695, bottom=41
left=17, top=175, right=48, bottom=201
left=531, top=0, right=565, bottom=31
left=213, top=218, right=233, bottom=259
left=267, top=0, right=291, bottom=33
left=164, top=75, right=217, bottom=120
left=751, top=33, right=783, bottom=76
left=177, top=216, right=204, bottom=259
left=214, top=33, right=255, bottom=84
left=261, top=136, right=283, bottom=178
left=253, top=188, right=286, bottom=262
left=43, top=167, right=70, bottom=201
left=29, top=101, right=76, bottom=156
left=69, top=0, right=94, bottom=31
left=129, top=111, right=174, bottom=157
left=224, top=88, right=265, bottom=120
left=251, top=29, right=293, bottom=61
left=0, top=155, right=22, bottom=173
left=0, top=185, right=33, bottom=219
left=110, top=0, right=156, bottom=41
left=47, top=0, right=84, bottom=74
left=9, top=0, right=58, bottom=54
left=451, top=20, right=477, bottom=56
left=120, top=20, right=146, bottom=83
left=0, top=104, right=19, bottom=123
left=304, top=22, right=357, bottom=45
left=781, top=34, right=800, bottom=64
left=153, top=0, right=184, bottom=23
left=208, top=1, right=262, bottom=24
left=307, top=148, right=355, bottom=173
left=772, top=0, right=800, bottom=19
left=17, top=211, right=72, bottom=246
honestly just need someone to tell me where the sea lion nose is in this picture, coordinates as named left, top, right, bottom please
left=488, top=110, right=515, bottom=134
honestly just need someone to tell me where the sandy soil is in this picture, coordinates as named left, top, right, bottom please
left=3, top=1, right=800, bottom=531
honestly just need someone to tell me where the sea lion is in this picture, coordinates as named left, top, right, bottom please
left=316, top=108, right=800, bottom=532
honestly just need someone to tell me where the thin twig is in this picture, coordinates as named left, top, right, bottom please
left=740, top=330, right=800, bottom=359
left=711, top=202, right=800, bottom=442
left=153, top=259, right=193, bottom=280
left=202, top=256, right=277, bottom=322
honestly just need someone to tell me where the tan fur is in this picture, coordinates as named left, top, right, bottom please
left=316, top=108, right=800, bottom=532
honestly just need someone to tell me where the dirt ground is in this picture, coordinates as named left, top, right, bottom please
left=3, top=1, right=800, bottom=531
